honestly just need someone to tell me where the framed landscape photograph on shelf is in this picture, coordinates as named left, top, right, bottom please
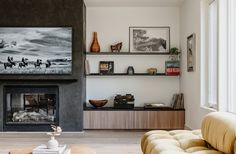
left=129, top=27, right=170, bottom=53
left=187, top=33, right=196, bottom=72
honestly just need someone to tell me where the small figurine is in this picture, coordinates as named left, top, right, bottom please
left=147, top=68, right=157, bottom=75
left=111, top=42, right=122, bottom=52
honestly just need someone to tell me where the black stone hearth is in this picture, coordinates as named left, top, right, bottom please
left=0, top=0, right=86, bottom=131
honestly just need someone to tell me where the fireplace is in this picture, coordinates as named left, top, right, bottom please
left=3, top=86, right=59, bottom=131
left=0, top=0, right=86, bottom=132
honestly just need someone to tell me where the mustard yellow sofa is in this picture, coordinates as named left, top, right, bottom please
left=141, top=112, right=236, bottom=154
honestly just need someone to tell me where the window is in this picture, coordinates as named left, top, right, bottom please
left=201, top=0, right=218, bottom=109
left=228, top=0, right=236, bottom=113
left=202, top=0, right=236, bottom=113
left=207, top=0, right=218, bottom=108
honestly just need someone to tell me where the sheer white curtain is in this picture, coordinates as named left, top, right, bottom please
left=208, top=0, right=218, bottom=108
left=228, top=0, right=236, bottom=113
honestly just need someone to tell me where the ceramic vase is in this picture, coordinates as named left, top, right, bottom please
left=90, top=32, right=100, bottom=52
left=47, top=136, right=59, bottom=149
left=127, top=66, right=135, bottom=75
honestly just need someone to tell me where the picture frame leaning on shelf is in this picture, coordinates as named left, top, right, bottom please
left=129, top=26, right=170, bottom=53
left=99, top=61, right=114, bottom=74
left=187, top=33, right=196, bottom=72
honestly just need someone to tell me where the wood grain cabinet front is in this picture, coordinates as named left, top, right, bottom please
left=83, top=110, right=185, bottom=129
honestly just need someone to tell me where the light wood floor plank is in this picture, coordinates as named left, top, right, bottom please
left=0, top=130, right=144, bottom=154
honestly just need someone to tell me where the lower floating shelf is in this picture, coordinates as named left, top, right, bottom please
left=86, top=73, right=179, bottom=76
left=84, top=107, right=184, bottom=111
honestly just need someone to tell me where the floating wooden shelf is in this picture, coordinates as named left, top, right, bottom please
left=85, top=52, right=170, bottom=55
left=86, top=73, right=179, bottom=77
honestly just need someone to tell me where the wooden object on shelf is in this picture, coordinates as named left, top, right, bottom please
left=90, top=32, right=100, bottom=53
left=147, top=68, right=157, bottom=75
left=84, top=110, right=185, bottom=129
left=89, top=99, right=108, bottom=108
left=111, top=42, right=122, bottom=52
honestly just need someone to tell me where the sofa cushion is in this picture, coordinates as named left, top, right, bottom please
left=201, top=112, right=236, bottom=154
left=141, top=130, right=223, bottom=154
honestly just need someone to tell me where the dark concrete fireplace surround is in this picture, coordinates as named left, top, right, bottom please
left=0, top=0, right=86, bottom=131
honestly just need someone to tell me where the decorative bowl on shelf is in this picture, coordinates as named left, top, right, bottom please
left=89, top=99, right=108, bottom=108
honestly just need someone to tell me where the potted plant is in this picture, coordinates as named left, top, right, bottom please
left=169, top=47, right=180, bottom=61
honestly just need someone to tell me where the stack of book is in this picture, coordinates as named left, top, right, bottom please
left=171, top=93, right=184, bottom=109
left=33, top=145, right=71, bottom=154
left=165, top=61, right=180, bottom=75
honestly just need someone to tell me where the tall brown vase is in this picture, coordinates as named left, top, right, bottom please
left=90, top=32, right=100, bottom=52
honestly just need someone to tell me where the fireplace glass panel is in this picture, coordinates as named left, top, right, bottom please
left=6, top=92, right=57, bottom=124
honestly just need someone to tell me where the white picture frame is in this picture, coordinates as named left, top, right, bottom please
left=129, top=27, right=170, bottom=53
left=187, top=33, right=196, bottom=72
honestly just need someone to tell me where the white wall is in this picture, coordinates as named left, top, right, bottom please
left=180, top=0, right=212, bottom=129
left=86, top=7, right=180, bottom=51
left=86, top=7, right=180, bottom=107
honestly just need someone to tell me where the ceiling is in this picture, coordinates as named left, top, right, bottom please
left=84, top=0, right=185, bottom=7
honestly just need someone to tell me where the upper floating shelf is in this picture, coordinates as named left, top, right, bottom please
left=85, top=52, right=170, bottom=55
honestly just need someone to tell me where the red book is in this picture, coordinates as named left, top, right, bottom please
left=166, top=68, right=180, bottom=75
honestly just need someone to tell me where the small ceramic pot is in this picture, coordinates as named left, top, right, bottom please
left=47, top=136, right=59, bottom=149
left=127, top=66, right=135, bottom=75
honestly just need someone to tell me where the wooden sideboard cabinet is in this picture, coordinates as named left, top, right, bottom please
left=83, top=108, right=185, bottom=129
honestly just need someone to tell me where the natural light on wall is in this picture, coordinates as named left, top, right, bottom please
left=228, top=0, right=236, bottom=113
